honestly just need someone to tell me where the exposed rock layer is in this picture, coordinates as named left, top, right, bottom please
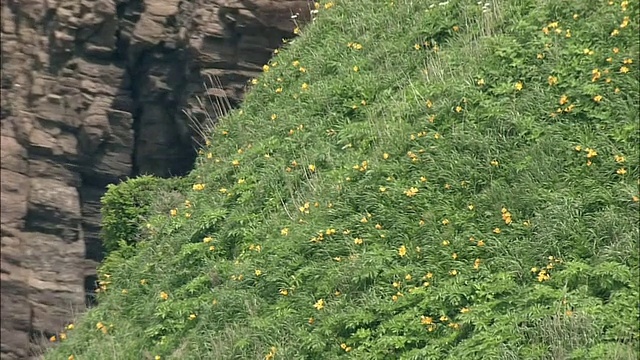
left=0, top=0, right=309, bottom=357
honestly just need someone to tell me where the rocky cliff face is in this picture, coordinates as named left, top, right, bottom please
left=0, top=0, right=310, bottom=357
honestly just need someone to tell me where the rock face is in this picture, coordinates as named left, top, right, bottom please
left=0, top=0, right=310, bottom=357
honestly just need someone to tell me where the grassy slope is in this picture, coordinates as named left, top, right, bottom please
left=47, top=0, right=639, bottom=359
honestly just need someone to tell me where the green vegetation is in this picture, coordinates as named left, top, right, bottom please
left=101, top=175, right=192, bottom=254
left=46, top=0, right=639, bottom=359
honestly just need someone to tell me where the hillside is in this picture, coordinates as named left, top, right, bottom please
left=46, top=0, right=639, bottom=359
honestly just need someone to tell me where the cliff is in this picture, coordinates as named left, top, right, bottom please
left=0, top=0, right=309, bottom=357
left=44, top=0, right=640, bottom=358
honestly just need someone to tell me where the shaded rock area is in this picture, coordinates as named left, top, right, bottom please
left=0, top=0, right=311, bottom=357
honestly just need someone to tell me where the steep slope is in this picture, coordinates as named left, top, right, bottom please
left=46, top=0, right=639, bottom=359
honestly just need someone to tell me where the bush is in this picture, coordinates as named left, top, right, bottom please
left=100, top=175, right=190, bottom=254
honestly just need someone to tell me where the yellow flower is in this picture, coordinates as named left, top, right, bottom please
left=442, top=240, right=450, bottom=246
left=414, top=43, right=421, bottom=50
left=537, top=270, right=550, bottom=282
left=477, top=240, right=485, bottom=246
left=299, top=67, right=307, bottom=73
left=404, top=187, right=419, bottom=197
left=313, top=299, right=325, bottom=310
left=301, top=83, right=309, bottom=90
left=514, top=81, right=523, bottom=91
left=189, top=314, right=197, bottom=320
left=586, top=148, right=598, bottom=158
left=474, top=258, right=481, bottom=269
left=460, top=307, right=470, bottom=314
left=255, top=269, right=262, bottom=276
left=293, top=27, right=301, bottom=35
left=353, top=65, right=359, bottom=72
left=170, top=208, right=178, bottom=217
left=66, top=324, right=75, bottom=330
left=308, top=164, right=316, bottom=172
left=442, top=219, right=450, bottom=225
left=548, top=76, right=558, bottom=86
left=354, top=237, right=363, bottom=245
left=232, top=159, right=240, bottom=166
left=615, top=155, right=626, bottom=163
left=452, top=253, right=458, bottom=260
left=617, top=168, right=627, bottom=175
left=611, top=29, right=619, bottom=36
left=140, top=279, right=147, bottom=285
left=449, top=269, right=458, bottom=276
left=455, top=106, right=463, bottom=113
left=490, top=160, right=499, bottom=167
left=536, top=53, right=544, bottom=59
left=593, top=95, right=603, bottom=102
left=559, top=94, right=569, bottom=105
left=280, top=228, right=289, bottom=236
left=155, top=356, right=161, bottom=360
left=426, top=99, right=433, bottom=108
left=379, top=186, right=387, bottom=192
left=209, top=245, right=215, bottom=251
left=69, top=356, right=75, bottom=360
left=477, top=78, right=485, bottom=86
left=121, top=289, right=128, bottom=294
left=421, top=316, right=434, bottom=325
left=50, top=336, right=57, bottom=342
left=493, top=227, right=501, bottom=234
left=620, top=66, right=630, bottom=74
left=192, top=183, right=205, bottom=191
left=160, top=291, right=169, bottom=300
left=270, top=114, right=277, bottom=121
left=262, top=64, right=270, bottom=72
left=468, top=204, right=475, bottom=211
left=398, top=245, right=407, bottom=257
left=324, top=2, right=334, bottom=9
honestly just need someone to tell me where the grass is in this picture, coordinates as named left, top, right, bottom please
left=45, top=0, right=639, bottom=359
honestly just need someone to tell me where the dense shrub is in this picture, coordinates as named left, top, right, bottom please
left=101, top=175, right=190, bottom=254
